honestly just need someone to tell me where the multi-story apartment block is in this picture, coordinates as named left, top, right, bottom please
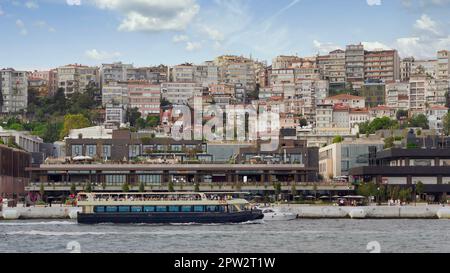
left=386, top=81, right=410, bottom=110
left=128, top=82, right=161, bottom=116
left=296, top=80, right=329, bottom=108
left=409, top=72, right=433, bottom=112
left=412, top=59, right=437, bottom=78
left=0, top=68, right=28, bottom=113
left=272, top=55, right=303, bottom=70
left=315, top=104, right=334, bottom=128
left=270, top=69, right=295, bottom=86
left=57, top=64, right=99, bottom=96
left=105, top=104, right=126, bottom=125
left=345, top=44, right=365, bottom=90
left=323, top=94, right=365, bottom=108
left=30, top=70, right=58, bottom=95
left=161, top=82, right=203, bottom=105
left=172, top=63, right=195, bottom=83
left=127, top=65, right=168, bottom=84
left=101, top=81, right=129, bottom=106
left=359, top=81, right=386, bottom=107
left=427, top=105, right=449, bottom=134
left=101, top=62, right=133, bottom=85
left=400, top=57, right=414, bottom=82
left=437, top=50, right=450, bottom=80
left=327, top=49, right=346, bottom=87
left=364, top=50, right=400, bottom=83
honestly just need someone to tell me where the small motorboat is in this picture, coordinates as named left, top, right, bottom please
left=261, top=208, right=297, bottom=221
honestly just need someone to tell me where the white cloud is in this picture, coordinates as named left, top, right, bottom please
left=201, top=26, right=224, bottom=42
left=367, top=0, right=382, bottom=6
left=361, top=41, right=392, bottom=51
left=414, top=14, right=440, bottom=35
left=34, top=20, right=56, bottom=32
left=173, top=34, right=189, bottom=43
left=89, top=0, right=200, bottom=32
left=85, top=49, right=121, bottom=61
left=67, top=0, right=82, bottom=6
left=313, top=40, right=342, bottom=54
left=25, top=1, right=39, bottom=9
left=0, top=6, right=4, bottom=16
left=185, top=41, right=202, bottom=51
left=16, top=19, right=28, bottom=35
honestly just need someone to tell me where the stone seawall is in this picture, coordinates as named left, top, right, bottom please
left=276, top=205, right=450, bottom=219
left=1, top=206, right=81, bottom=220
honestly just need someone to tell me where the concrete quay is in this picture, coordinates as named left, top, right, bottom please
left=275, top=204, right=450, bottom=219
left=1, top=205, right=81, bottom=220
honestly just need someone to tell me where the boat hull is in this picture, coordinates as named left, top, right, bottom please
left=77, top=210, right=264, bottom=224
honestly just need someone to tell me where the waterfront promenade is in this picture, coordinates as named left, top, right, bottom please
left=2, top=203, right=450, bottom=220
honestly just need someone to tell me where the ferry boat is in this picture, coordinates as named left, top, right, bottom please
left=76, top=192, right=263, bottom=224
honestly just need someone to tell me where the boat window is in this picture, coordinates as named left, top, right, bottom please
left=168, top=206, right=180, bottom=212
left=144, top=206, right=155, bottom=212
left=118, top=206, right=131, bottom=213
left=106, top=206, right=118, bottom=213
left=181, top=206, right=192, bottom=212
left=131, top=206, right=143, bottom=213
left=193, top=206, right=205, bottom=212
left=156, top=206, right=167, bottom=212
left=206, top=206, right=219, bottom=212
left=94, top=206, right=105, bottom=213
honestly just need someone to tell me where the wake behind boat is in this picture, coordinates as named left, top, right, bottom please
left=76, top=192, right=263, bottom=224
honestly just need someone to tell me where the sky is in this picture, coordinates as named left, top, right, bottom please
left=1, top=0, right=450, bottom=70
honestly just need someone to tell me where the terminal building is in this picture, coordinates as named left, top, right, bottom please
left=349, top=147, right=450, bottom=199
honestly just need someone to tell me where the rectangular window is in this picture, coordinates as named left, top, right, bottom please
left=181, top=206, right=192, bottom=212
left=168, top=206, right=180, bottom=212
left=131, top=206, right=143, bottom=213
left=206, top=206, right=218, bottom=212
left=72, top=145, right=82, bottom=156
left=144, top=206, right=155, bottom=212
left=94, top=206, right=105, bottom=213
left=194, top=206, right=205, bottom=212
left=106, top=206, right=118, bottom=213
left=118, top=206, right=130, bottom=213
left=103, top=145, right=111, bottom=159
left=156, top=206, right=167, bottom=212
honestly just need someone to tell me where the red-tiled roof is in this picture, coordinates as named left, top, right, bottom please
left=326, top=94, right=364, bottom=100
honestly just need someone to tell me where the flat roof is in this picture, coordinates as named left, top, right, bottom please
left=27, top=164, right=316, bottom=172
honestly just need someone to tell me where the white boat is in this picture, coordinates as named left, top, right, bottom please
left=261, top=208, right=297, bottom=221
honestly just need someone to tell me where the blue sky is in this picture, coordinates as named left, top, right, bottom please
left=1, top=0, right=450, bottom=70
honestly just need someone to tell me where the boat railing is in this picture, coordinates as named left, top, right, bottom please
left=77, top=193, right=235, bottom=203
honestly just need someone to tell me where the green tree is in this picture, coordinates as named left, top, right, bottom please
left=299, top=118, right=308, bottom=127
left=357, top=182, right=378, bottom=198
left=443, top=112, right=450, bottom=136
left=60, top=114, right=91, bottom=139
left=84, top=181, right=92, bottom=193
left=126, top=107, right=142, bottom=127
left=122, top=182, right=130, bottom=192
left=290, top=183, right=297, bottom=198
left=384, top=137, right=395, bottom=149
left=409, top=114, right=429, bottom=129
left=168, top=181, right=175, bottom=192
left=139, top=181, right=145, bottom=193
left=332, top=135, right=344, bottom=144
left=146, top=115, right=160, bottom=128
left=70, top=183, right=76, bottom=195
left=274, top=182, right=282, bottom=201
left=39, top=182, right=45, bottom=201
left=415, top=181, right=425, bottom=201
left=194, top=181, right=200, bottom=192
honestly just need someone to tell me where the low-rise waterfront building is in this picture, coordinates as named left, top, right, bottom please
left=0, top=144, right=31, bottom=199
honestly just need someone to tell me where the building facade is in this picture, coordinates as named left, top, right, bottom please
left=0, top=68, right=28, bottom=113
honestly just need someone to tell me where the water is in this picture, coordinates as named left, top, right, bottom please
left=0, top=219, right=449, bottom=253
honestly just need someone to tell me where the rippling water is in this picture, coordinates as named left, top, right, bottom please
left=0, top=219, right=449, bottom=253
